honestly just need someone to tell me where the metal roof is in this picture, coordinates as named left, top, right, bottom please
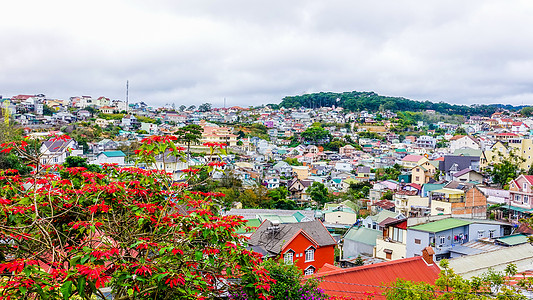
left=343, top=226, right=381, bottom=246
left=495, top=234, right=529, bottom=246
left=409, top=218, right=471, bottom=233
left=313, top=257, right=440, bottom=299
left=448, top=244, right=533, bottom=279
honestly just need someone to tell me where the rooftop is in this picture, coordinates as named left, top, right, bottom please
left=409, top=218, right=471, bottom=233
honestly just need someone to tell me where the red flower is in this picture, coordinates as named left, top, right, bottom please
left=135, top=265, right=152, bottom=277
left=76, top=264, right=110, bottom=288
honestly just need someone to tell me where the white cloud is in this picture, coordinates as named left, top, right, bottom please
left=1, top=0, right=533, bottom=107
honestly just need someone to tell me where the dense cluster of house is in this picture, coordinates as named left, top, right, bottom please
left=7, top=93, right=533, bottom=298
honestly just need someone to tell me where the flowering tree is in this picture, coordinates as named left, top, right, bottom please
left=0, top=135, right=273, bottom=299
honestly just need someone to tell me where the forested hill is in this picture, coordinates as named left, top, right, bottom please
left=279, top=91, right=521, bottom=116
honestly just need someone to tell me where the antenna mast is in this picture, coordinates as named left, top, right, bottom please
left=126, top=80, right=129, bottom=111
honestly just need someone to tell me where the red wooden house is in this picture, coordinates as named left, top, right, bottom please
left=248, top=219, right=336, bottom=275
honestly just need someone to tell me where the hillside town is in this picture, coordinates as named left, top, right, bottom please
left=3, top=93, right=533, bottom=298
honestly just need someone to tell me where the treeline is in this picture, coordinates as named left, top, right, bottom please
left=279, top=91, right=516, bottom=116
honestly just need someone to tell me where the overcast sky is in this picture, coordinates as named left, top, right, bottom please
left=1, top=1, right=533, bottom=107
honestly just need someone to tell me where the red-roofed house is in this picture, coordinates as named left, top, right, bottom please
left=311, top=254, right=440, bottom=299
left=401, top=155, right=428, bottom=169
left=512, top=122, right=530, bottom=135
left=449, top=135, right=480, bottom=152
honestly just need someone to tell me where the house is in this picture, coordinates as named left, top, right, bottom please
left=287, top=178, right=313, bottom=202
left=248, top=220, right=336, bottom=275
left=356, top=166, right=374, bottom=180
left=452, top=168, right=484, bottom=183
left=508, top=175, right=533, bottom=221
left=263, top=177, right=280, bottom=189
left=400, top=154, right=428, bottom=169
left=361, top=210, right=404, bottom=231
left=438, top=155, right=480, bottom=181
left=272, top=161, right=293, bottom=176
left=323, top=206, right=357, bottom=225
left=313, top=255, right=440, bottom=300
left=416, top=135, right=436, bottom=149
left=375, top=218, right=407, bottom=261
left=393, top=192, right=429, bottom=217
left=341, top=226, right=381, bottom=259
left=121, top=115, right=140, bottom=130
left=91, top=151, right=126, bottom=165
left=406, top=218, right=506, bottom=260
left=449, top=135, right=480, bottom=152
left=512, top=122, right=530, bottom=135
left=406, top=218, right=471, bottom=260
left=40, top=138, right=82, bottom=165
left=410, top=161, right=437, bottom=185
left=429, top=183, right=487, bottom=219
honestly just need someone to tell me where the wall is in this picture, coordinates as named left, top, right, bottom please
left=468, top=223, right=502, bottom=240
left=342, top=239, right=375, bottom=259
left=431, top=200, right=452, bottom=216
left=325, top=211, right=357, bottom=225
left=375, top=236, right=407, bottom=260
left=281, top=232, right=334, bottom=273
left=406, top=230, right=430, bottom=257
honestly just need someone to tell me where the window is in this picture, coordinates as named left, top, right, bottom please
left=415, top=176, right=420, bottom=181
left=516, top=195, right=521, bottom=202
left=525, top=196, right=529, bottom=204
left=386, top=252, right=392, bottom=260
left=524, top=183, right=528, bottom=191
left=439, top=236, right=445, bottom=245
left=392, top=227, right=403, bottom=243
left=415, top=239, right=421, bottom=244
left=284, top=252, right=293, bottom=265
left=489, top=230, right=496, bottom=239
left=478, top=230, right=484, bottom=239
left=304, top=266, right=315, bottom=276
left=305, top=248, right=315, bottom=262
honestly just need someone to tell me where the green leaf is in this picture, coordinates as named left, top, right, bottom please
left=195, top=251, right=203, bottom=261
left=77, top=277, right=86, bottom=297
left=60, top=281, right=73, bottom=300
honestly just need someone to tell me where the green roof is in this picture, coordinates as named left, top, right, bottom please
left=453, top=148, right=482, bottom=157
left=496, top=234, right=529, bottom=246
left=423, top=183, right=446, bottom=192
left=343, top=226, right=381, bottom=246
left=101, top=151, right=126, bottom=157
left=235, top=218, right=261, bottom=234
left=292, top=211, right=307, bottom=222
left=370, top=210, right=398, bottom=223
left=257, top=214, right=299, bottom=223
left=409, top=218, right=471, bottom=233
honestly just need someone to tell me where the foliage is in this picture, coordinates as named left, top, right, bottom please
left=97, top=113, right=124, bottom=120
left=384, top=260, right=524, bottom=300
left=520, top=106, right=533, bottom=117
left=198, top=103, right=212, bottom=112
left=231, top=259, right=328, bottom=300
left=487, top=149, right=526, bottom=187
left=381, top=190, right=394, bottom=200
left=307, top=182, right=330, bottom=206
left=301, top=125, right=331, bottom=144
left=375, top=164, right=402, bottom=181
left=43, top=104, right=55, bottom=116
left=284, top=157, right=302, bottom=166
left=175, top=124, right=204, bottom=156
left=279, top=91, right=502, bottom=116
left=0, top=136, right=274, bottom=299
left=353, top=255, right=364, bottom=266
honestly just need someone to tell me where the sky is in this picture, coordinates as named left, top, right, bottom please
left=1, top=0, right=533, bottom=108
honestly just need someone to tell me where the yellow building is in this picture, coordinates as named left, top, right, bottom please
left=484, top=139, right=533, bottom=170
left=410, top=161, right=438, bottom=185
left=292, top=166, right=309, bottom=180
